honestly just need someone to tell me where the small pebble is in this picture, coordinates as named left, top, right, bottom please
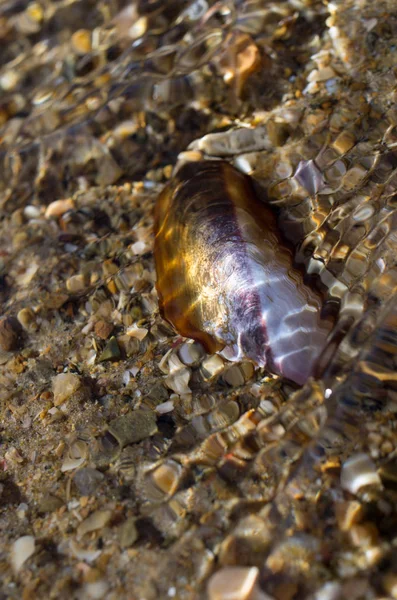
left=94, top=320, right=113, bottom=340
left=17, top=308, right=35, bottom=329
left=0, top=316, right=23, bottom=351
left=66, top=274, right=86, bottom=293
left=74, top=468, right=104, bottom=496
left=118, top=517, right=138, bottom=548
left=45, top=198, right=74, bottom=219
left=77, top=510, right=112, bottom=537
left=99, top=336, right=121, bottom=362
left=108, top=409, right=157, bottom=447
left=38, top=493, right=64, bottom=513
left=52, top=373, right=82, bottom=406
left=71, top=29, right=92, bottom=54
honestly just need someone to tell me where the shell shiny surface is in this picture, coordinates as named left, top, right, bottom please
left=154, top=160, right=333, bottom=385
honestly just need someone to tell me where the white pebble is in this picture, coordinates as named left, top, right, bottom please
left=156, top=400, right=175, bottom=414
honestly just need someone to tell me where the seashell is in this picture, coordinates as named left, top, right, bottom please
left=154, top=161, right=333, bottom=385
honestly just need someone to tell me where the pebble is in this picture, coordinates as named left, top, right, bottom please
left=66, top=274, right=87, bottom=293
left=77, top=510, right=112, bottom=538
left=0, top=316, right=23, bottom=351
left=52, top=373, right=82, bottom=406
left=38, top=493, right=64, bottom=513
left=207, top=566, right=265, bottom=600
left=17, top=307, right=35, bottom=329
left=74, top=468, right=105, bottom=496
left=108, top=409, right=158, bottom=447
left=99, top=336, right=121, bottom=361
left=45, top=198, right=74, bottom=219
left=23, top=205, right=41, bottom=219
left=118, top=517, right=138, bottom=548
left=94, top=320, right=113, bottom=340
left=71, top=29, right=92, bottom=55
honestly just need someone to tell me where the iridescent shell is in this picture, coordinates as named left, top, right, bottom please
left=154, top=161, right=333, bottom=385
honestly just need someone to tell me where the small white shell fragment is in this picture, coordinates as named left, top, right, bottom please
left=61, top=440, right=88, bottom=472
left=11, top=535, right=35, bottom=573
left=122, top=370, right=131, bottom=385
left=341, top=453, right=382, bottom=495
left=61, top=455, right=86, bottom=472
left=156, top=400, right=175, bottom=414
left=178, top=341, right=205, bottom=366
left=45, top=198, right=74, bottom=219
left=164, top=367, right=191, bottom=395
left=17, top=263, right=39, bottom=286
left=201, top=355, right=225, bottom=380
left=168, top=352, right=186, bottom=374
left=307, top=66, right=336, bottom=82
left=52, top=373, right=82, bottom=406
left=159, top=348, right=173, bottom=374
left=207, top=566, right=261, bottom=600
left=126, top=324, right=148, bottom=341
left=190, top=125, right=271, bottom=156
left=69, top=539, right=101, bottom=563
left=77, top=510, right=112, bottom=538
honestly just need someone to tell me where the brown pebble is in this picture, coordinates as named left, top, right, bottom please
left=94, top=320, right=114, bottom=340
left=0, top=316, right=23, bottom=351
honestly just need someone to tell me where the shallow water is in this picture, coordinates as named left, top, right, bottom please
left=0, top=1, right=396, bottom=599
